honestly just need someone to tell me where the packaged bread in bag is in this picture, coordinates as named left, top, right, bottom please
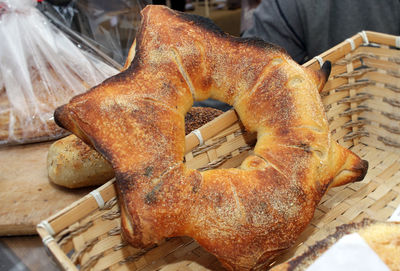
left=0, top=0, right=118, bottom=145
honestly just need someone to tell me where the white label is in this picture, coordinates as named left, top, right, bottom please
left=306, top=233, right=390, bottom=271
left=388, top=204, right=400, bottom=222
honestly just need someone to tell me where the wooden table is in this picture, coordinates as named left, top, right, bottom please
left=0, top=141, right=94, bottom=235
left=0, top=141, right=99, bottom=270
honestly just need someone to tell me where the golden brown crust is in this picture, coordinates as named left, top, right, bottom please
left=361, top=221, right=400, bottom=270
left=184, top=107, right=223, bottom=134
left=54, top=5, right=368, bottom=270
left=48, top=107, right=222, bottom=188
left=47, top=134, right=114, bottom=188
left=123, top=39, right=137, bottom=71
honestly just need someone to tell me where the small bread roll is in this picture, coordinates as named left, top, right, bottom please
left=47, top=134, right=114, bottom=188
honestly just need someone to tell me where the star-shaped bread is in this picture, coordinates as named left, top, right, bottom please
left=54, top=5, right=368, bottom=270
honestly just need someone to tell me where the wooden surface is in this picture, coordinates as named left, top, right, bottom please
left=0, top=141, right=95, bottom=236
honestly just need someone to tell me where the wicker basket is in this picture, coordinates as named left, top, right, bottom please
left=37, top=31, right=400, bottom=271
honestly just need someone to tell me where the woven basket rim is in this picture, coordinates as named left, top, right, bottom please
left=304, top=30, right=400, bottom=69
left=37, top=30, right=400, bottom=271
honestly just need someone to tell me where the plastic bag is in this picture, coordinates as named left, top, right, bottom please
left=38, top=0, right=147, bottom=65
left=70, top=0, right=146, bottom=65
left=0, top=0, right=119, bottom=145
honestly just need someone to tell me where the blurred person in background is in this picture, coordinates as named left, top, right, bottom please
left=240, top=0, right=260, bottom=34
left=200, top=0, right=400, bottom=110
left=242, top=0, right=400, bottom=63
left=152, top=0, right=186, bottom=11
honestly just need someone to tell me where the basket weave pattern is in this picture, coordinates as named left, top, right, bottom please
left=37, top=31, right=400, bottom=270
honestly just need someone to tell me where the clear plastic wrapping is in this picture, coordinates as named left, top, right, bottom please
left=38, top=0, right=147, bottom=65
left=72, top=0, right=145, bottom=64
left=0, top=0, right=119, bottom=145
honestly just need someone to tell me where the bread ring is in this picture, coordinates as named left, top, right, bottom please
left=54, top=5, right=368, bottom=270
